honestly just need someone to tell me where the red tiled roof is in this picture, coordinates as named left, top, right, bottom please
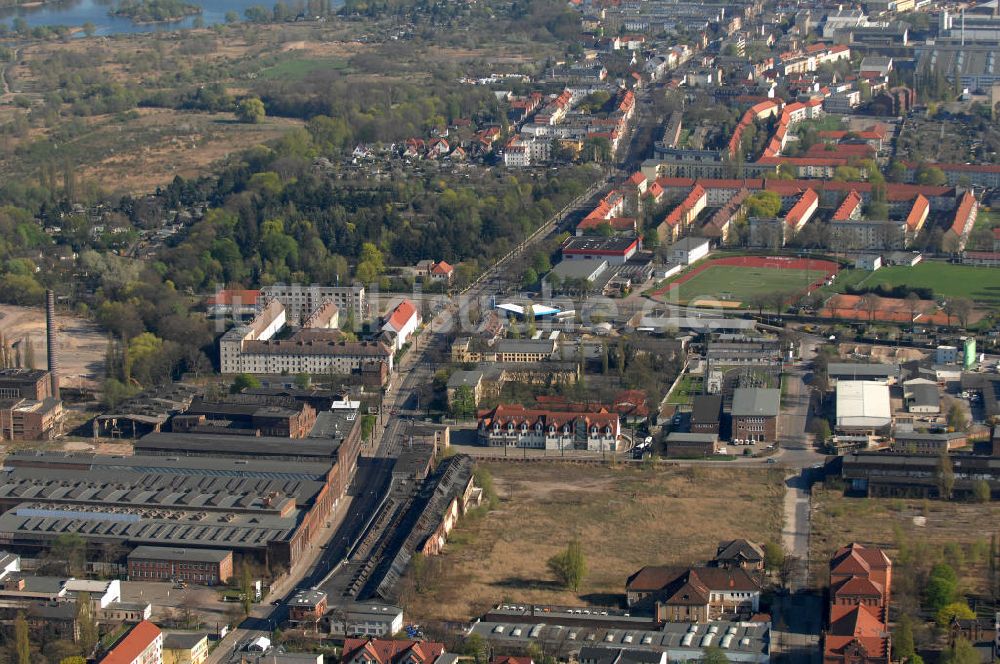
left=825, top=604, right=888, bottom=659
left=906, top=194, right=929, bottom=230
left=993, top=228, right=1000, bottom=240
left=101, top=620, right=161, bottom=664
left=833, top=575, right=884, bottom=598
left=627, top=171, right=646, bottom=186
left=831, top=543, right=890, bottom=574
left=786, top=188, right=818, bottom=227
left=480, top=404, right=619, bottom=432
left=832, top=190, right=862, bottom=221
left=207, top=289, right=260, bottom=306
left=950, top=191, right=978, bottom=236
left=343, top=639, right=446, bottom=664
left=385, top=299, right=418, bottom=333
left=431, top=261, right=453, bottom=275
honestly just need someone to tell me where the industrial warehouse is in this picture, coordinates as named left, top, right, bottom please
left=0, top=389, right=362, bottom=571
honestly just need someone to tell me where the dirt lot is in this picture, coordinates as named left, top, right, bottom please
left=77, top=109, right=304, bottom=195
left=0, top=303, right=106, bottom=387
left=403, top=462, right=785, bottom=622
left=810, top=487, right=999, bottom=594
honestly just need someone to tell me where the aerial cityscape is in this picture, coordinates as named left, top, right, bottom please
left=0, top=0, right=996, bottom=661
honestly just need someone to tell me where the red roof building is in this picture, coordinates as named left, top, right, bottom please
left=100, top=620, right=162, bottom=664
left=430, top=260, right=454, bottom=282
left=905, top=194, right=929, bottom=233
left=824, top=543, right=892, bottom=664
left=832, top=191, right=863, bottom=222
left=478, top=404, right=621, bottom=451
left=381, top=299, right=420, bottom=351
left=947, top=191, right=979, bottom=249
left=342, top=639, right=447, bottom=664
left=785, top=188, right=819, bottom=231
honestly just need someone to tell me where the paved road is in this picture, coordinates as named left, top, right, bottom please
left=778, top=340, right=825, bottom=591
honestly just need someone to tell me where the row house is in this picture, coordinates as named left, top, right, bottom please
left=478, top=404, right=621, bottom=452
left=656, top=184, right=707, bottom=242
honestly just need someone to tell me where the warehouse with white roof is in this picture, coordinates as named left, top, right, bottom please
left=835, top=381, right=892, bottom=435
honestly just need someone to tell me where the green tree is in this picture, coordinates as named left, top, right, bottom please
left=746, top=191, right=781, bottom=218
left=59, top=658, right=87, bottom=664
left=239, top=561, right=254, bottom=616
left=82, top=21, right=96, bottom=36
left=936, top=601, right=975, bottom=627
left=225, top=9, right=239, bottom=21
left=972, top=479, right=991, bottom=503
left=915, top=164, right=947, bottom=186
left=76, top=592, right=99, bottom=656
left=937, top=452, right=955, bottom=499
left=547, top=538, right=586, bottom=591
left=763, top=542, right=785, bottom=572
left=293, top=372, right=311, bottom=389
left=461, top=633, right=489, bottom=664
left=702, top=645, right=730, bottom=664
left=925, top=563, right=958, bottom=611
left=450, top=385, right=476, bottom=420
left=894, top=614, right=915, bottom=661
left=236, top=97, right=265, bottom=124
left=940, top=637, right=980, bottom=664
left=522, top=268, right=539, bottom=288
left=947, top=403, right=968, bottom=432
left=230, top=373, right=261, bottom=393
left=14, top=611, right=29, bottom=664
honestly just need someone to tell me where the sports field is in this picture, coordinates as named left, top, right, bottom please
left=652, top=256, right=839, bottom=307
left=833, top=262, right=1000, bottom=306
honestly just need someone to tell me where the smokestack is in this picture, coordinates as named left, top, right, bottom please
left=45, top=290, right=59, bottom=400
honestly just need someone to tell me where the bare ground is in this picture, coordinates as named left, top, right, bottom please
left=0, top=303, right=106, bottom=387
left=402, top=462, right=785, bottom=623
left=810, top=487, right=999, bottom=595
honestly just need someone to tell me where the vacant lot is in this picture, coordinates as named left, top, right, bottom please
left=0, top=303, right=106, bottom=387
left=833, top=262, right=1000, bottom=308
left=404, top=463, right=784, bottom=622
left=810, top=487, right=999, bottom=594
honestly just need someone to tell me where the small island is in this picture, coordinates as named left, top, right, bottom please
left=109, top=0, right=201, bottom=24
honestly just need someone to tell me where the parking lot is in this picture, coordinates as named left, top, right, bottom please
left=121, top=581, right=236, bottom=626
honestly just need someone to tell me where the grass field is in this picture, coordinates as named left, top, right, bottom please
left=832, top=262, right=1000, bottom=306
left=403, top=463, right=784, bottom=622
left=671, top=265, right=829, bottom=306
left=666, top=375, right=703, bottom=405
left=810, top=487, right=999, bottom=596
left=259, top=57, right=350, bottom=80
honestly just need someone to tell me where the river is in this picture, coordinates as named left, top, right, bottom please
left=0, top=0, right=340, bottom=35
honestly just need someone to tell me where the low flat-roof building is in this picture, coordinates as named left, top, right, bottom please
left=827, top=363, right=898, bottom=385
left=562, top=237, right=641, bottom=265
left=329, top=604, right=404, bottom=638
left=0, top=451, right=356, bottom=569
left=843, top=452, right=1000, bottom=498
left=163, top=632, right=209, bottom=664
left=665, top=432, right=719, bottom=458
left=288, top=588, right=328, bottom=625
left=128, top=547, right=233, bottom=586
left=466, top=606, right=769, bottom=662
left=836, top=381, right=892, bottom=435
